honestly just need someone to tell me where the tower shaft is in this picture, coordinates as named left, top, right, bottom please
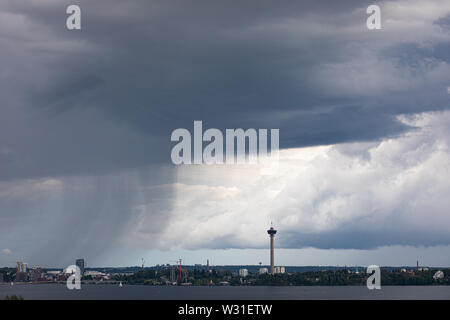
left=270, top=235, right=275, bottom=275
left=267, top=225, right=277, bottom=275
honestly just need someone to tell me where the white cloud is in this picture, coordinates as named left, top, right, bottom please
left=2, top=248, right=12, bottom=255
left=0, top=178, right=64, bottom=200
left=124, top=111, right=450, bottom=250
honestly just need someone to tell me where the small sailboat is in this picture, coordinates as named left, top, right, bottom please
left=119, top=281, right=123, bottom=287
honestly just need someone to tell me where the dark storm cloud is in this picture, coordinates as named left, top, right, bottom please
left=3, top=0, right=446, bottom=180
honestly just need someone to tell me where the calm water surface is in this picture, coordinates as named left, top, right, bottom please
left=1, top=284, right=450, bottom=300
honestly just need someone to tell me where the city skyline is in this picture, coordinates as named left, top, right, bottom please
left=4, top=244, right=450, bottom=269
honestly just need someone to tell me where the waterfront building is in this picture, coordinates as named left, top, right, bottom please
left=239, top=268, right=248, bottom=277
left=76, top=259, right=85, bottom=275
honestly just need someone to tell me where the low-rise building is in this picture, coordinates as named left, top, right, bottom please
left=433, top=270, right=444, bottom=280
left=30, top=267, right=43, bottom=281
left=274, top=266, right=285, bottom=274
left=15, top=271, right=28, bottom=282
left=238, top=268, right=248, bottom=277
left=57, top=274, right=68, bottom=281
left=259, top=268, right=268, bottom=275
left=84, top=270, right=104, bottom=277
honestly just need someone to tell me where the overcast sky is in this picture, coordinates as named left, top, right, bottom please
left=1, top=0, right=450, bottom=267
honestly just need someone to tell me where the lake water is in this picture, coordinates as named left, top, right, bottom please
left=1, top=284, right=449, bottom=300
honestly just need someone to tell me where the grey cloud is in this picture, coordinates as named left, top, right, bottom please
left=0, top=166, right=176, bottom=266
left=2, top=0, right=449, bottom=180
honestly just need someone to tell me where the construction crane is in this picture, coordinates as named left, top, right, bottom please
left=169, top=259, right=183, bottom=282
left=178, top=259, right=182, bottom=281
